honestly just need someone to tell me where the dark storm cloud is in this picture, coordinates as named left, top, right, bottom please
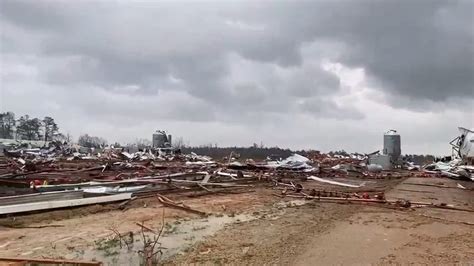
left=330, top=1, right=474, bottom=103
left=0, top=0, right=472, bottom=121
left=229, top=0, right=474, bottom=103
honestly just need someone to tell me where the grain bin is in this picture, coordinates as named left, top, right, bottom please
left=383, top=129, right=401, bottom=163
left=152, top=130, right=169, bottom=148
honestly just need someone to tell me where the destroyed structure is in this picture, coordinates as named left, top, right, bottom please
left=152, top=130, right=172, bottom=148
left=0, top=128, right=471, bottom=214
left=451, top=127, right=474, bottom=164
left=0, top=128, right=472, bottom=263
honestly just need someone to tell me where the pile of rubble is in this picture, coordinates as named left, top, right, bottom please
left=423, top=159, right=474, bottom=181
left=0, top=139, right=472, bottom=216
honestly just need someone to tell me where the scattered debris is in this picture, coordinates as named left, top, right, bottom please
left=0, top=127, right=473, bottom=265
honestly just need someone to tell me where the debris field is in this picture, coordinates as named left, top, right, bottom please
left=0, top=138, right=473, bottom=265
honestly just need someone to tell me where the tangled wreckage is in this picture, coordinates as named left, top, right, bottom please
left=0, top=129, right=472, bottom=264
left=0, top=128, right=472, bottom=216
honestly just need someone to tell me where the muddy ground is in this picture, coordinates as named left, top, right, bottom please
left=0, top=176, right=473, bottom=265
left=169, top=177, right=474, bottom=265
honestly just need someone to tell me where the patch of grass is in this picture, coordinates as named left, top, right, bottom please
left=94, top=238, right=121, bottom=257
left=164, top=223, right=178, bottom=234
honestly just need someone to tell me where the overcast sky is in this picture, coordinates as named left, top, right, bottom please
left=0, top=0, right=473, bottom=155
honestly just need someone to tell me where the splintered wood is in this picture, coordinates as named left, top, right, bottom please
left=156, top=193, right=207, bottom=216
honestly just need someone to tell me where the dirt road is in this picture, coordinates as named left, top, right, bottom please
left=169, top=177, right=474, bottom=265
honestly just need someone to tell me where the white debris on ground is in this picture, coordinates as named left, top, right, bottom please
left=264, top=154, right=316, bottom=171
left=307, top=176, right=366, bottom=188
left=423, top=158, right=474, bottom=181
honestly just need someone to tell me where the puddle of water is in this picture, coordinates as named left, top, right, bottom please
left=68, top=213, right=255, bottom=265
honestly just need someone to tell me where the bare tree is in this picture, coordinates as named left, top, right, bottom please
left=173, top=136, right=185, bottom=148
left=108, top=209, right=166, bottom=265
left=78, top=134, right=107, bottom=148
left=136, top=138, right=152, bottom=150
left=138, top=218, right=165, bottom=266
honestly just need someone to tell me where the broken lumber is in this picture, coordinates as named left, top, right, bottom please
left=282, top=194, right=474, bottom=213
left=284, top=194, right=388, bottom=203
left=135, top=222, right=158, bottom=234
left=156, top=195, right=207, bottom=216
left=403, top=182, right=459, bottom=189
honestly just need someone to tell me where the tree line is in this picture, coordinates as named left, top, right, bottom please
left=77, top=134, right=108, bottom=148
left=0, top=111, right=109, bottom=148
left=181, top=145, right=295, bottom=160
left=0, top=111, right=60, bottom=141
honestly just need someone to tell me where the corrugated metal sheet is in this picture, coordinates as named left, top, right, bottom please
left=0, top=190, right=84, bottom=206
left=0, top=193, right=132, bottom=215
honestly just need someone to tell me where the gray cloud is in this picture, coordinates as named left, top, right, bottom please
left=2, top=1, right=471, bottom=100
left=0, top=0, right=472, bottom=152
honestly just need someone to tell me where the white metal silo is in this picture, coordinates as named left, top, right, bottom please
left=383, top=129, right=401, bottom=163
